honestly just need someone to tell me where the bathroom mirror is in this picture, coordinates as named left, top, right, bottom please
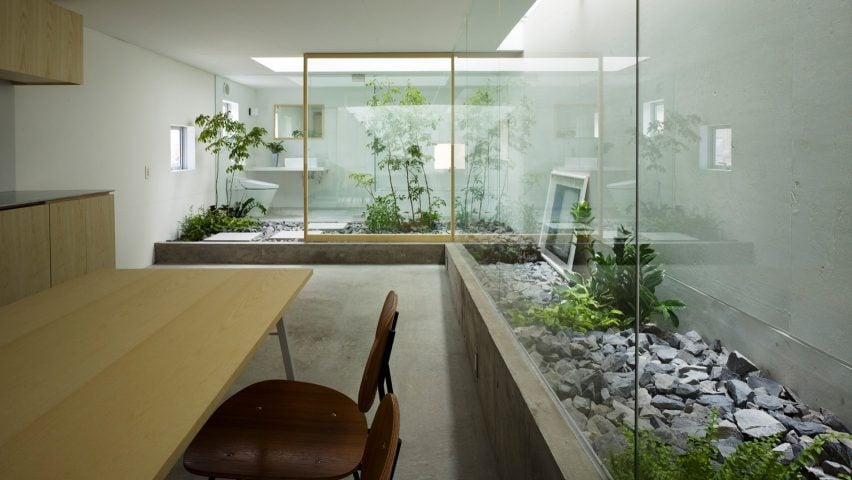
left=274, top=104, right=324, bottom=139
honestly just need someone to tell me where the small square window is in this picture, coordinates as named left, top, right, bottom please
left=642, top=99, right=665, bottom=136
left=170, top=125, right=195, bottom=172
left=222, top=100, right=239, bottom=121
left=700, top=125, right=732, bottom=171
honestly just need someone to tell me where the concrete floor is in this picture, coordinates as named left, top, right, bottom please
left=164, top=265, right=498, bottom=480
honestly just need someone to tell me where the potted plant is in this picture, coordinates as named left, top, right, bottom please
left=571, top=200, right=595, bottom=267
left=195, top=112, right=268, bottom=206
left=267, top=140, right=285, bottom=166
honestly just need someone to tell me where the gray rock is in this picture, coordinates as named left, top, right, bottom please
left=515, top=324, right=547, bottom=349
left=734, top=409, right=786, bottom=438
left=711, top=366, right=740, bottom=381
left=783, top=403, right=799, bottom=416
left=681, top=370, right=711, bottom=384
left=529, top=351, right=544, bottom=368
left=581, top=335, right=599, bottom=349
left=652, top=345, right=679, bottom=362
left=684, top=341, right=708, bottom=357
left=602, top=353, right=628, bottom=372
left=822, top=461, right=852, bottom=478
left=573, top=395, right=592, bottom=415
left=684, top=330, right=703, bottom=343
left=605, top=372, right=635, bottom=398
left=603, top=334, right=629, bottom=348
left=651, top=395, right=686, bottom=411
left=697, top=393, right=735, bottom=415
left=699, top=380, right=721, bottom=394
left=716, top=419, right=743, bottom=440
left=637, top=388, right=653, bottom=409
left=725, top=379, right=754, bottom=407
left=714, top=437, right=743, bottom=459
left=586, top=414, right=617, bottom=436
left=820, top=410, right=850, bottom=433
left=674, top=382, right=700, bottom=399
left=654, top=373, right=677, bottom=393
left=561, top=400, right=589, bottom=427
left=746, top=374, right=784, bottom=397
left=671, top=416, right=705, bottom=437
left=593, top=430, right=628, bottom=460
left=556, top=382, right=578, bottom=400
left=754, top=394, right=785, bottom=411
left=638, top=369, right=655, bottom=387
left=726, top=350, right=759, bottom=377
left=655, top=426, right=689, bottom=451
left=608, top=400, right=635, bottom=426
left=711, top=339, right=723, bottom=353
left=793, top=421, right=831, bottom=437
left=676, top=349, right=697, bottom=365
left=773, top=442, right=795, bottom=463
left=821, top=439, right=852, bottom=471
left=568, top=342, right=588, bottom=357
left=600, top=388, right=611, bottom=403
left=644, top=362, right=677, bottom=375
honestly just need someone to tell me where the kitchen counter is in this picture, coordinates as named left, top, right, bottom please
left=0, top=190, right=113, bottom=211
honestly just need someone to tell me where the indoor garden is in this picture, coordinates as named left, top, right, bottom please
left=174, top=0, right=851, bottom=478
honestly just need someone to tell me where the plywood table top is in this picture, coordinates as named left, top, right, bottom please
left=0, top=267, right=313, bottom=479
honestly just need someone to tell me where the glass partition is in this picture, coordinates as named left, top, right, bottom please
left=304, top=55, right=453, bottom=239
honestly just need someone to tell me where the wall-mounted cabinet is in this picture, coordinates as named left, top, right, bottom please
left=0, top=0, right=84, bottom=85
left=274, top=104, right=323, bottom=139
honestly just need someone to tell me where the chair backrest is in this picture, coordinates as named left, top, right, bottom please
left=360, top=393, right=401, bottom=480
left=357, top=291, right=398, bottom=412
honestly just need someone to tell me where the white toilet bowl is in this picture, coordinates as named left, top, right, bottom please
left=231, top=176, right=279, bottom=215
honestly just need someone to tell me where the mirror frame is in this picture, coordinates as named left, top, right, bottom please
left=274, top=104, right=324, bottom=140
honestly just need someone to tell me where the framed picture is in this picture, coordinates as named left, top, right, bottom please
left=539, top=171, right=590, bottom=274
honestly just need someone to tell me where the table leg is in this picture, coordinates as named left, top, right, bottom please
left=276, top=317, right=295, bottom=380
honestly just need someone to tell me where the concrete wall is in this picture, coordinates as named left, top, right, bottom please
left=14, top=29, right=215, bottom=268
left=446, top=244, right=605, bottom=480
left=637, top=1, right=852, bottom=420
left=0, top=81, right=14, bottom=191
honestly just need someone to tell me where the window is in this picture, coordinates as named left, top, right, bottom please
left=170, top=125, right=195, bottom=171
left=643, top=99, right=665, bottom=136
left=222, top=100, right=239, bottom=121
left=700, top=125, right=732, bottom=171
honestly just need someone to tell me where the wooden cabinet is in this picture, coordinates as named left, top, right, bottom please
left=0, top=193, right=114, bottom=306
left=0, top=204, right=51, bottom=306
left=49, top=194, right=115, bottom=286
left=0, top=0, right=83, bottom=85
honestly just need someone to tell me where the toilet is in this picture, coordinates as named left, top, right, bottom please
left=230, top=175, right=279, bottom=215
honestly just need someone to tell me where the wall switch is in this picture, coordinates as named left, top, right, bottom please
left=144, top=165, right=150, bottom=179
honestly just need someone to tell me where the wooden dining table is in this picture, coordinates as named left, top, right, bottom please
left=0, top=267, right=312, bottom=479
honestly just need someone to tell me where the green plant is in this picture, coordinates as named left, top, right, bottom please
left=571, top=200, right=595, bottom=264
left=609, top=413, right=852, bottom=480
left=228, top=197, right=268, bottom=218
left=291, top=129, right=304, bottom=139
left=456, top=82, right=534, bottom=230
left=178, top=206, right=262, bottom=241
left=632, top=111, right=701, bottom=206
left=507, top=272, right=623, bottom=333
left=351, top=80, right=445, bottom=232
left=195, top=112, right=268, bottom=206
left=588, top=226, right=685, bottom=328
left=266, top=141, right=285, bottom=154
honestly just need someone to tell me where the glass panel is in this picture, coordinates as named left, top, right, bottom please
left=457, top=0, right=639, bottom=477
left=638, top=1, right=852, bottom=478
left=305, top=56, right=452, bottom=236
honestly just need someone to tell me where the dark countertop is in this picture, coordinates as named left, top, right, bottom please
left=0, top=190, right=113, bottom=211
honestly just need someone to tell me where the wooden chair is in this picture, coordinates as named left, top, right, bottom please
left=357, top=393, right=400, bottom=480
left=184, top=291, right=399, bottom=480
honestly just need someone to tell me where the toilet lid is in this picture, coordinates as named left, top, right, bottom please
left=239, top=178, right=278, bottom=189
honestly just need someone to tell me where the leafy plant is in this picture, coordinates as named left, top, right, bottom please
left=632, top=110, right=701, bottom=206
left=266, top=141, right=285, bottom=154
left=609, top=413, right=852, bottom=480
left=587, top=226, right=685, bottom=328
left=351, top=80, right=445, bottom=232
left=195, top=112, right=268, bottom=206
left=291, top=129, right=304, bottom=139
left=456, top=81, right=534, bottom=231
left=507, top=272, right=623, bottom=333
left=571, top=200, right=595, bottom=264
left=178, top=206, right=262, bottom=241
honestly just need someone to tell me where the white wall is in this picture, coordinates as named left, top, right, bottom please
left=0, top=81, right=14, bottom=191
left=14, top=29, right=215, bottom=268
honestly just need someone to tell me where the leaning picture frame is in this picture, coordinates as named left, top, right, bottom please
left=539, top=171, right=590, bottom=275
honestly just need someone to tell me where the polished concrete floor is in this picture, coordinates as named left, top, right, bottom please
left=165, top=265, right=497, bottom=480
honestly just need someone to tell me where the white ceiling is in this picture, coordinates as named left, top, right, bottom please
left=54, top=0, right=525, bottom=85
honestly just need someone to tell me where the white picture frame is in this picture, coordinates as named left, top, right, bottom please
left=539, top=171, right=590, bottom=275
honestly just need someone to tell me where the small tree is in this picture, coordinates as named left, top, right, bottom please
left=195, top=112, right=268, bottom=206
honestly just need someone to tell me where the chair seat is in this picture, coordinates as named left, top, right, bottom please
left=184, top=380, right=368, bottom=480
